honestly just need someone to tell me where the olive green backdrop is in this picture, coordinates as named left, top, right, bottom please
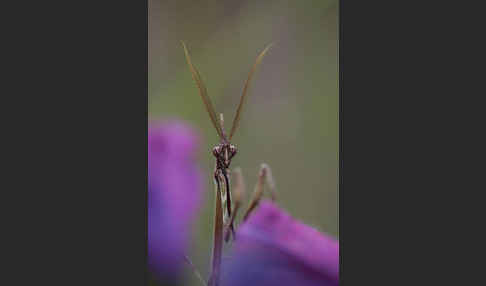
left=149, top=1, right=338, bottom=284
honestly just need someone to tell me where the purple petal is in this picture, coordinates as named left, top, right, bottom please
left=222, top=200, right=339, bottom=286
left=148, top=121, right=204, bottom=280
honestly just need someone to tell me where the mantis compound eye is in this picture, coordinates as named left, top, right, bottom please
left=229, top=144, right=237, bottom=157
left=212, top=146, right=222, bottom=157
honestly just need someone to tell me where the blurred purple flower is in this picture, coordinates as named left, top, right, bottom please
left=221, top=200, right=339, bottom=286
left=148, top=121, right=204, bottom=281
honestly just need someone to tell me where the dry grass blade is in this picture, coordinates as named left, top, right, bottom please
left=229, top=43, right=273, bottom=140
left=181, top=41, right=225, bottom=140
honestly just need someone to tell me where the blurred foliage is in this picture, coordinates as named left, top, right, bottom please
left=149, top=0, right=338, bottom=285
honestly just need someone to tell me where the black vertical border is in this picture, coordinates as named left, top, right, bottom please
left=340, top=0, right=442, bottom=284
left=5, top=1, right=149, bottom=285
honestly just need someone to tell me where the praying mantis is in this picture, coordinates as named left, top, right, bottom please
left=182, top=42, right=277, bottom=286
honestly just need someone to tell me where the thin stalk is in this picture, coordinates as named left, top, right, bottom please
left=208, top=174, right=224, bottom=286
left=183, top=255, right=207, bottom=286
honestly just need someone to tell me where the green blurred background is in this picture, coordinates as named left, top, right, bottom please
left=149, top=0, right=338, bottom=284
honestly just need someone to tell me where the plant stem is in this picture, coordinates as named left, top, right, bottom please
left=183, top=255, right=207, bottom=286
left=208, top=174, right=224, bottom=286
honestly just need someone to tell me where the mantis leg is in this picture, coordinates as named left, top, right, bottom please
left=242, top=163, right=277, bottom=221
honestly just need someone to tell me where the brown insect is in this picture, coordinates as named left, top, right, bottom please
left=182, top=42, right=274, bottom=286
left=182, top=42, right=271, bottom=236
